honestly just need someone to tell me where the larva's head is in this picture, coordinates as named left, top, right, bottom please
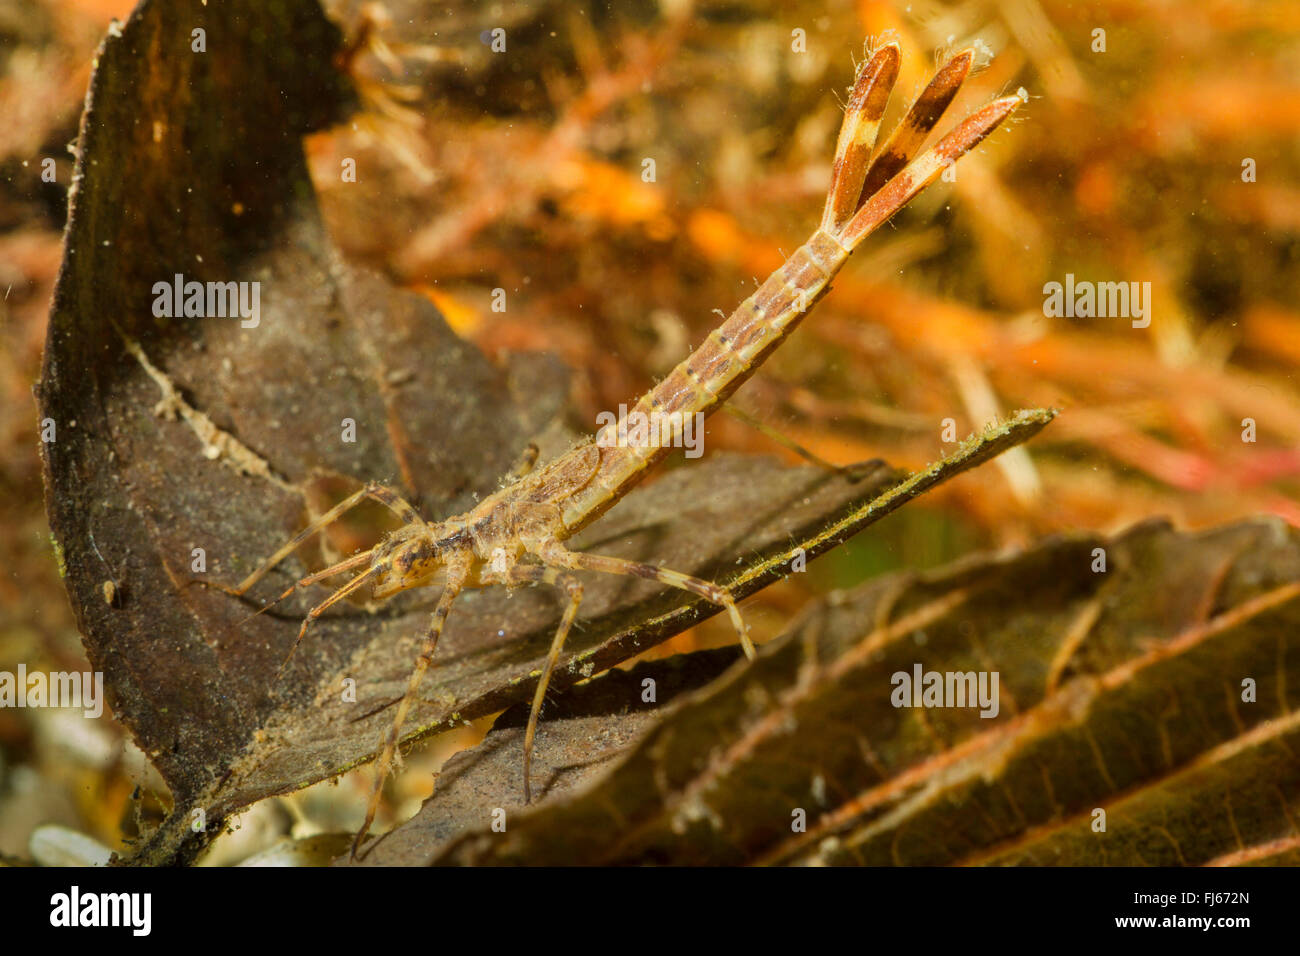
left=370, top=522, right=466, bottom=598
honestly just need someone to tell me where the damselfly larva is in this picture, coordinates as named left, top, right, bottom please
left=228, top=41, right=1026, bottom=857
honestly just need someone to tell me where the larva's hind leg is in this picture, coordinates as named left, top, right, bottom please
left=506, top=562, right=584, bottom=804
left=721, top=404, right=876, bottom=481
left=507, top=543, right=752, bottom=807
left=535, top=540, right=755, bottom=660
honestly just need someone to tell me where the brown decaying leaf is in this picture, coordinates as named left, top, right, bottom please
left=37, top=0, right=1051, bottom=865
left=395, top=518, right=1299, bottom=866
left=348, top=647, right=745, bottom=866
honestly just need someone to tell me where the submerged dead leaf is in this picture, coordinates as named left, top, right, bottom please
left=349, top=647, right=746, bottom=865
left=38, top=0, right=1053, bottom=865
left=393, top=518, right=1299, bottom=866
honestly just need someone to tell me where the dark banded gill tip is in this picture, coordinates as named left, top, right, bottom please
left=934, top=90, right=1026, bottom=164
left=857, top=47, right=977, bottom=203
left=821, top=41, right=901, bottom=233
left=840, top=86, right=1026, bottom=247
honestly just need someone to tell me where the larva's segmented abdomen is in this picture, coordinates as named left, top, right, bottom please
left=558, top=229, right=849, bottom=536
left=549, top=47, right=1027, bottom=539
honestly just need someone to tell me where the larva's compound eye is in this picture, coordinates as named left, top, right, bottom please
left=371, top=535, right=445, bottom=599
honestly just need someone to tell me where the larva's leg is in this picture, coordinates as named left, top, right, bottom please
left=535, top=540, right=755, bottom=660
left=504, top=441, right=540, bottom=482
left=506, top=562, right=583, bottom=804
left=364, top=483, right=427, bottom=526
left=234, top=480, right=423, bottom=597
left=857, top=48, right=975, bottom=202
left=721, top=404, right=872, bottom=479
left=352, top=564, right=468, bottom=860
